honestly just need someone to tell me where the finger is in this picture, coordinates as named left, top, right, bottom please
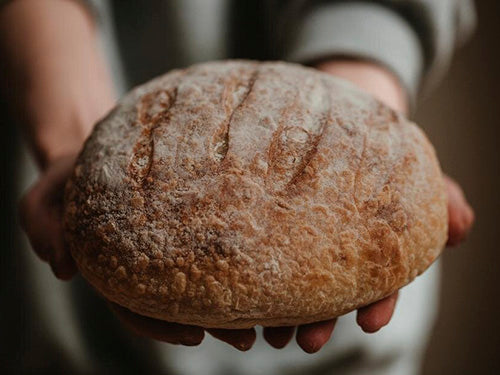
left=47, top=216, right=77, bottom=280
left=356, top=292, right=398, bottom=333
left=296, top=319, right=337, bottom=354
left=50, top=251, right=77, bottom=280
left=45, top=156, right=77, bottom=207
left=444, top=176, right=475, bottom=246
left=21, top=187, right=77, bottom=279
left=110, top=303, right=204, bottom=346
left=263, top=326, right=295, bottom=349
left=49, top=241, right=77, bottom=280
left=206, top=328, right=256, bottom=351
left=24, top=231, right=51, bottom=262
left=19, top=189, right=52, bottom=262
left=19, top=156, right=79, bottom=278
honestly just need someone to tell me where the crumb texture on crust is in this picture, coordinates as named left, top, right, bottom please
left=64, top=61, right=447, bottom=328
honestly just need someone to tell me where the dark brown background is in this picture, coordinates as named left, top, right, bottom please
left=418, top=0, right=500, bottom=373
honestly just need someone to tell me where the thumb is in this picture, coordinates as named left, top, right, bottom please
left=49, top=219, right=77, bottom=280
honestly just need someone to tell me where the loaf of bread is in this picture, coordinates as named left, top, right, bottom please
left=64, top=60, right=447, bottom=328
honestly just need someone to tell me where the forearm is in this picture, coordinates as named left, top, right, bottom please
left=0, top=0, right=116, bottom=169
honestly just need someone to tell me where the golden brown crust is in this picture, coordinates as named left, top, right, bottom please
left=63, top=61, right=447, bottom=328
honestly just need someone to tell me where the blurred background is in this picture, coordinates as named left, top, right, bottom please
left=1, top=1, right=499, bottom=374
left=417, top=0, right=500, bottom=373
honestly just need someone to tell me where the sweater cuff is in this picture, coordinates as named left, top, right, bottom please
left=286, top=2, right=424, bottom=103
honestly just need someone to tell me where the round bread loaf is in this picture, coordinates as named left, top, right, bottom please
left=64, top=60, right=447, bottom=328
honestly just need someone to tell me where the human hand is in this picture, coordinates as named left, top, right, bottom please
left=293, top=59, right=474, bottom=353
left=19, top=155, right=79, bottom=280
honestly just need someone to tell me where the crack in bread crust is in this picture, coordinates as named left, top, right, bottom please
left=286, top=78, right=331, bottom=190
left=129, top=87, right=178, bottom=185
left=216, top=67, right=259, bottom=163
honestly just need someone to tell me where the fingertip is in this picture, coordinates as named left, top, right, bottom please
left=233, top=331, right=257, bottom=352
left=180, top=330, right=205, bottom=346
left=234, top=340, right=254, bottom=352
left=161, top=321, right=205, bottom=346
left=52, top=259, right=78, bottom=281
left=296, top=319, right=336, bottom=354
left=51, top=264, right=78, bottom=281
left=447, top=211, right=470, bottom=246
left=263, top=326, right=295, bottom=349
left=50, top=246, right=78, bottom=280
left=356, top=312, right=383, bottom=333
left=445, top=176, right=474, bottom=247
left=465, top=204, right=475, bottom=228
left=207, top=328, right=257, bottom=351
left=297, top=340, right=321, bottom=354
left=356, top=293, right=398, bottom=333
left=29, top=240, right=51, bottom=262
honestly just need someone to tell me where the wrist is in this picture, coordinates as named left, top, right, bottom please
left=33, top=119, right=92, bottom=171
left=313, top=59, right=408, bottom=115
left=25, top=84, right=115, bottom=170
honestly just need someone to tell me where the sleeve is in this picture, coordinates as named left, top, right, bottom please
left=284, top=0, right=476, bottom=99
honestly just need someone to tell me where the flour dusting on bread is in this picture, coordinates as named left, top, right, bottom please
left=64, top=61, right=447, bottom=328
